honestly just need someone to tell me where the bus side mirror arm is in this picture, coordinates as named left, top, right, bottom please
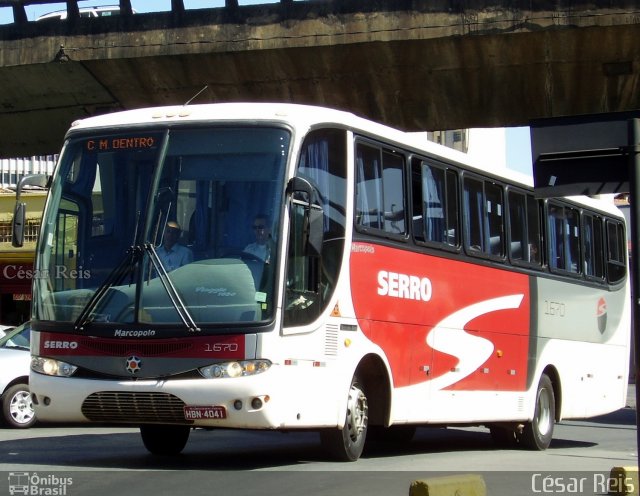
left=286, top=176, right=324, bottom=258
left=12, top=174, right=50, bottom=248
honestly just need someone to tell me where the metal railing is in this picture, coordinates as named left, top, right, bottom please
left=0, top=156, right=56, bottom=189
left=0, top=218, right=39, bottom=244
left=0, top=0, right=296, bottom=24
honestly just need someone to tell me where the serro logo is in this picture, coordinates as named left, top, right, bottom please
left=377, top=270, right=433, bottom=302
left=44, top=340, right=79, bottom=350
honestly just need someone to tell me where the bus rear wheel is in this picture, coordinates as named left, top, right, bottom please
left=320, top=376, right=369, bottom=461
left=140, top=425, right=190, bottom=455
left=520, top=374, right=555, bottom=450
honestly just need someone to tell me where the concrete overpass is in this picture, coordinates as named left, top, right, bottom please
left=1, top=0, right=640, bottom=157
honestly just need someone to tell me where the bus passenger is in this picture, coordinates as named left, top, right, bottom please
left=158, top=221, right=193, bottom=271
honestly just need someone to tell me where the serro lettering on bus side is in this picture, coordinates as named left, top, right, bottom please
left=377, top=270, right=432, bottom=302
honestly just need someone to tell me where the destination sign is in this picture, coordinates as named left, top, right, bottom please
left=86, top=136, right=156, bottom=151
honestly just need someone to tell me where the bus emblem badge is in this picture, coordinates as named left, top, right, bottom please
left=126, top=356, right=142, bottom=374
left=597, top=297, right=607, bottom=334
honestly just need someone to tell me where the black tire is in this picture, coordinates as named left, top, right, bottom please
left=140, top=425, right=190, bottom=455
left=2, top=383, right=35, bottom=429
left=321, top=377, right=369, bottom=461
left=520, top=374, right=555, bottom=450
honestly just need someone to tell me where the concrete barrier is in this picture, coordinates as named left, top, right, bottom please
left=609, top=466, right=639, bottom=495
left=410, top=474, right=486, bottom=496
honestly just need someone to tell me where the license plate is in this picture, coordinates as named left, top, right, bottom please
left=184, top=405, right=227, bottom=420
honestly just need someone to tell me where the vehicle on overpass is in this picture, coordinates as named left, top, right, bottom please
left=36, top=6, right=134, bottom=21
left=18, top=103, right=631, bottom=461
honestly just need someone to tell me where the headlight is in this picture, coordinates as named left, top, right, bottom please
left=31, top=356, right=78, bottom=377
left=198, top=360, right=271, bottom=379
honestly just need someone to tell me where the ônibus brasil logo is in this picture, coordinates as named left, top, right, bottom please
left=8, top=472, right=73, bottom=495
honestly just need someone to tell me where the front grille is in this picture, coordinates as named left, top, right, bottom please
left=81, top=391, right=191, bottom=424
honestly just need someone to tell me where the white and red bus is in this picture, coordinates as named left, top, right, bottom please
left=22, top=103, right=630, bottom=460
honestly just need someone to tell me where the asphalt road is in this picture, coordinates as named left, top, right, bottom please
left=0, top=385, right=636, bottom=496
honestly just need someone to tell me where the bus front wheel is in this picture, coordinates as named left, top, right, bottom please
left=320, top=376, right=369, bottom=461
left=520, top=374, right=555, bottom=450
left=140, top=425, right=190, bottom=455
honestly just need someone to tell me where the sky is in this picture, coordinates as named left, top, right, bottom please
left=0, top=0, right=276, bottom=21
left=0, top=0, right=534, bottom=175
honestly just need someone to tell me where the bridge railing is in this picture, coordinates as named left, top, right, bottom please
left=0, top=0, right=295, bottom=24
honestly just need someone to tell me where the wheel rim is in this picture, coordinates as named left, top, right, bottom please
left=10, top=390, right=34, bottom=425
left=346, top=384, right=368, bottom=443
left=536, top=387, right=552, bottom=436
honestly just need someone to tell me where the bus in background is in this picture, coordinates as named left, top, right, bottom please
left=20, top=103, right=630, bottom=461
left=36, top=6, right=135, bottom=21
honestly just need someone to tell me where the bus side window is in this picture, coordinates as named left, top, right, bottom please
left=486, top=182, right=504, bottom=257
left=527, top=194, right=542, bottom=264
left=507, top=191, right=526, bottom=262
left=421, top=162, right=445, bottom=243
left=463, top=177, right=485, bottom=253
left=606, top=220, right=626, bottom=283
left=412, top=159, right=459, bottom=248
left=583, top=214, right=605, bottom=279
left=548, top=203, right=581, bottom=274
left=356, top=144, right=383, bottom=230
left=355, top=142, right=406, bottom=236
left=463, top=177, right=503, bottom=258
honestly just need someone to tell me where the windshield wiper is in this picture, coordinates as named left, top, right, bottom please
left=74, top=245, right=143, bottom=331
left=73, top=243, right=200, bottom=333
left=144, top=243, right=200, bottom=333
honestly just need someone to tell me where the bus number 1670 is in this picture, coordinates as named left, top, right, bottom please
left=204, top=343, right=239, bottom=352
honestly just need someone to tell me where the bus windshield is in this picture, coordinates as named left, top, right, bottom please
left=33, top=126, right=290, bottom=330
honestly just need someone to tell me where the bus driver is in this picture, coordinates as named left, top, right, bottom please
left=157, top=221, right=193, bottom=271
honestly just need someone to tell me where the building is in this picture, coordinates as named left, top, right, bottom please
left=0, top=156, right=55, bottom=325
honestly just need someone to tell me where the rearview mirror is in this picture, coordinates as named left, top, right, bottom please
left=286, top=177, right=324, bottom=257
left=12, top=202, right=26, bottom=248
left=11, top=174, right=50, bottom=248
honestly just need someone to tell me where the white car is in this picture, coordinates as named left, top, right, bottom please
left=36, top=6, right=134, bottom=21
left=0, top=322, right=34, bottom=428
left=0, top=325, right=14, bottom=338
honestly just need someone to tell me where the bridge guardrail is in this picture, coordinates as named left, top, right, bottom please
left=0, top=0, right=295, bottom=24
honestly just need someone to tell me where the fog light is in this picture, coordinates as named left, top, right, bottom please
left=233, top=400, right=243, bottom=410
left=251, top=397, right=263, bottom=410
left=43, top=397, right=51, bottom=406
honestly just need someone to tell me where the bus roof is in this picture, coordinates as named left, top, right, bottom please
left=67, top=102, right=621, bottom=217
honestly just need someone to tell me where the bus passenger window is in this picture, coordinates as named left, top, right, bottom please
left=382, top=151, right=406, bottom=234
left=507, top=191, right=526, bottom=261
left=356, top=144, right=383, bottom=230
left=421, top=163, right=445, bottom=243
left=486, top=183, right=504, bottom=257
left=606, top=220, right=626, bottom=283
left=583, top=214, right=604, bottom=279
left=463, top=177, right=503, bottom=258
left=527, top=195, right=541, bottom=264
left=566, top=208, right=580, bottom=273
left=413, top=160, right=459, bottom=248
left=464, top=177, right=484, bottom=252
left=548, top=203, right=580, bottom=274
left=355, top=143, right=406, bottom=236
